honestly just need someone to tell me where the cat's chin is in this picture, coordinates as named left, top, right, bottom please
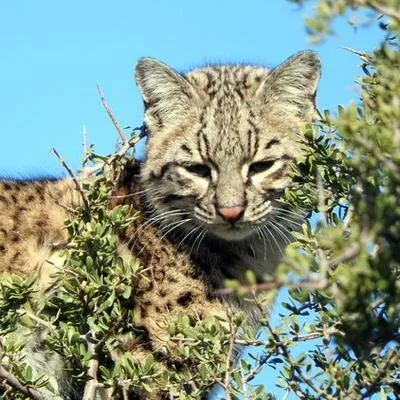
left=208, top=226, right=254, bottom=241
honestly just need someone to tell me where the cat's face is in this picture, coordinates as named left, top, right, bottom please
left=136, top=52, right=321, bottom=242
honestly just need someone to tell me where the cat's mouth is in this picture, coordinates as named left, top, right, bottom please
left=206, top=223, right=254, bottom=241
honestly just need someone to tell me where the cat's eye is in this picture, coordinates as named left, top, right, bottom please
left=248, top=160, right=276, bottom=175
left=184, top=163, right=212, bottom=178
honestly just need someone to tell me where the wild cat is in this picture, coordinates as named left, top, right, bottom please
left=0, top=51, right=321, bottom=399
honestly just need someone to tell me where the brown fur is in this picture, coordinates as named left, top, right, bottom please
left=0, top=180, right=73, bottom=277
left=0, top=176, right=225, bottom=399
left=0, top=51, right=322, bottom=399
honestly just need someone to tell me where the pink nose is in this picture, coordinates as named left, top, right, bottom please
left=218, top=206, right=245, bottom=223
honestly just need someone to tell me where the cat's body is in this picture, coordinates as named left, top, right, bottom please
left=0, top=51, right=321, bottom=399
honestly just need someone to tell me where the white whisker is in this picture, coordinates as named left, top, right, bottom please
left=268, top=219, right=292, bottom=245
left=126, top=209, right=187, bottom=248
left=273, top=214, right=303, bottom=228
left=159, top=218, right=192, bottom=241
left=261, top=224, right=284, bottom=256
left=176, top=226, right=202, bottom=250
left=254, top=224, right=268, bottom=260
left=190, top=228, right=207, bottom=258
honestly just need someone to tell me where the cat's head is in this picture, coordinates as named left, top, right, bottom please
left=136, top=52, right=321, bottom=242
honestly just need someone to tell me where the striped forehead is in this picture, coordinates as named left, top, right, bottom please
left=195, top=108, right=256, bottom=167
left=187, top=64, right=265, bottom=91
left=186, top=66, right=270, bottom=165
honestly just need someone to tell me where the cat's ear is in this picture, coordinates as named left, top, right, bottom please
left=256, top=51, right=321, bottom=121
left=135, top=58, right=197, bottom=130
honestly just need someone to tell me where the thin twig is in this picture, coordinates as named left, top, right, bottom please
left=224, top=319, right=238, bottom=400
left=216, top=244, right=360, bottom=297
left=93, top=317, right=124, bottom=352
left=16, top=310, right=56, bottom=333
left=341, top=46, right=370, bottom=63
left=171, top=330, right=330, bottom=347
left=264, top=318, right=328, bottom=399
left=244, top=353, right=273, bottom=384
left=122, top=387, right=129, bottom=400
left=360, top=349, right=400, bottom=399
left=0, top=364, right=51, bottom=400
left=52, top=148, right=89, bottom=209
left=16, top=310, right=75, bottom=359
left=82, top=135, right=141, bottom=178
left=215, top=278, right=327, bottom=297
left=83, top=125, right=89, bottom=154
left=239, top=367, right=250, bottom=400
left=97, top=85, right=128, bottom=145
left=82, top=340, right=99, bottom=400
left=354, top=134, right=400, bottom=175
left=364, top=0, right=400, bottom=21
left=55, top=200, right=80, bottom=215
left=81, top=319, right=124, bottom=400
left=49, top=241, right=78, bottom=251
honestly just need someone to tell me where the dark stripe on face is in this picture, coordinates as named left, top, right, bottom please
left=196, top=109, right=208, bottom=158
left=201, top=133, right=216, bottom=167
left=181, top=144, right=192, bottom=155
left=265, top=138, right=281, bottom=149
left=247, top=129, right=253, bottom=157
left=280, top=154, right=295, bottom=162
left=234, top=87, right=244, bottom=101
left=247, top=119, right=260, bottom=155
left=151, top=161, right=180, bottom=180
left=196, top=202, right=210, bottom=214
left=242, top=71, right=250, bottom=89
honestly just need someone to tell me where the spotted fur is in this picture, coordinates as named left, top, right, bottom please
left=0, top=51, right=321, bottom=399
left=137, top=51, right=321, bottom=285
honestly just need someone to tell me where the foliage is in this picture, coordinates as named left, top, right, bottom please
left=0, top=1, right=399, bottom=399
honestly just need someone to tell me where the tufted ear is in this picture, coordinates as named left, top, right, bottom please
left=256, top=51, right=321, bottom=121
left=135, top=58, right=197, bottom=130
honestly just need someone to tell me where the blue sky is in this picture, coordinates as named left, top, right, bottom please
left=0, top=1, right=385, bottom=398
left=0, top=1, right=383, bottom=176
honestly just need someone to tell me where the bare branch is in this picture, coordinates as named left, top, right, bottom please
left=82, top=135, right=141, bottom=178
left=224, top=319, right=238, bottom=400
left=215, top=278, right=328, bottom=297
left=52, top=148, right=89, bottom=209
left=82, top=339, right=99, bottom=400
left=49, top=241, right=78, bottom=251
left=364, top=0, right=400, bottom=22
left=360, top=349, right=400, bottom=399
left=16, top=309, right=56, bottom=333
left=0, top=364, right=51, bottom=400
left=341, top=46, right=370, bottom=63
left=97, top=85, right=128, bottom=145
left=263, top=319, right=329, bottom=399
